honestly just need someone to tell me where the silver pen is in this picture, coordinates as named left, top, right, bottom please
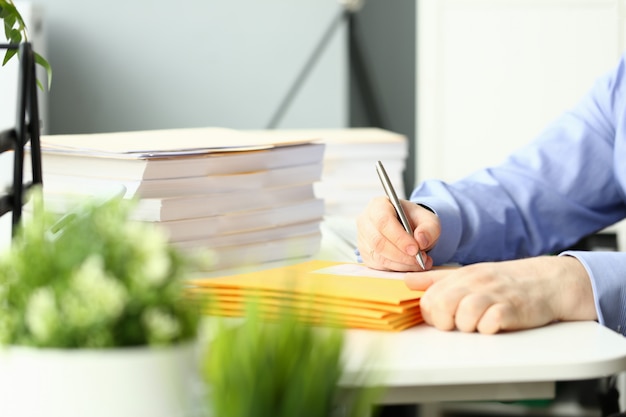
left=375, top=160, right=426, bottom=269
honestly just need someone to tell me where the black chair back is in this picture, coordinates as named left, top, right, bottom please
left=0, top=42, right=43, bottom=235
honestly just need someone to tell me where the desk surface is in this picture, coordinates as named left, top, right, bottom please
left=345, top=320, right=626, bottom=386
left=199, top=220, right=626, bottom=405
left=341, top=316, right=626, bottom=404
left=319, top=219, right=626, bottom=403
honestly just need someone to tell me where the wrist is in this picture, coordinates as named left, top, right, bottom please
left=551, top=255, right=597, bottom=322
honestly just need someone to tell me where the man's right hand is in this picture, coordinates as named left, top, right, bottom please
left=356, top=196, right=440, bottom=271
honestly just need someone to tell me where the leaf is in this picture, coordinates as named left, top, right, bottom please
left=34, top=52, right=52, bottom=89
left=203, top=300, right=383, bottom=417
left=0, top=0, right=52, bottom=90
left=2, top=47, right=16, bottom=66
left=0, top=189, right=199, bottom=348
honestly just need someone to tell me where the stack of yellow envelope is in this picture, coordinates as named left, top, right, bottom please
left=189, top=259, right=424, bottom=331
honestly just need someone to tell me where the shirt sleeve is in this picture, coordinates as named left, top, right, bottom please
left=560, top=251, right=626, bottom=337
left=412, top=54, right=626, bottom=263
left=410, top=52, right=626, bottom=335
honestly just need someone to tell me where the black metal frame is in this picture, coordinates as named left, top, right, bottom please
left=0, top=42, right=43, bottom=235
left=267, top=6, right=385, bottom=130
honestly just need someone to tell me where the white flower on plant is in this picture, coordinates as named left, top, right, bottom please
left=142, top=307, right=181, bottom=344
left=125, top=222, right=172, bottom=287
left=25, top=287, right=60, bottom=343
left=62, top=255, right=128, bottom=329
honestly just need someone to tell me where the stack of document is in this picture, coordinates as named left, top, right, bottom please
left=189, top=260, right=424, bottom=332
left=248, top=128, right=409, bottom=217
left=26, top=127, right=326, bottom=272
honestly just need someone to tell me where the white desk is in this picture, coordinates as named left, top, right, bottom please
left=341, top=321, right=626, bottom=405
left=318, top=220, right=626, bottom=407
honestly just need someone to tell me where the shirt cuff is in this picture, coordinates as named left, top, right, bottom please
left=559, top=250, right=626, bottom=337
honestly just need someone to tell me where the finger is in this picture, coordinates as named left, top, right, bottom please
left=476, top=303, right=515, bottom=334
left=419, top=281, right=468, bottom=331
left=359, top=240, right=423, bottom=272
left=402, top=201, right=441, bottom=252
left=359, top=231, right=419, bottom=270
left=357, top=198, right=422, bottom=269
left=477, top=302, right=549, bottom=335
left=417, top=266, right=476, bottom=330
left=356, top=203, right=410, bottom=269
left=454, top=293, right=496, bottom=333
left=404, top=274, right=432, bottom=291
left=404, top=268, right=449, bottom=290
left=373, top=198, right=422, bottom=257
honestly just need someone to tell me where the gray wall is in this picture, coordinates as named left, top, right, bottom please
left=38, top=0, right=347, bottom=134
left=349, top=0, right=416, bottom=195
left=0, top=0, right=349, bottom=249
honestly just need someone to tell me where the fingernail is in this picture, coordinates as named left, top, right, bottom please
left=417, top=232, right=429, bottom=249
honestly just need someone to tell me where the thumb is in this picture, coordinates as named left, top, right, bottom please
left=404, top=268, right=452, bottom=290
left=403, top=202, right=440, bottom=251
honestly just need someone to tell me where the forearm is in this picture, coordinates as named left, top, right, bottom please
left=411, top=160, right=625, bottom=265
left=411, top=59, right=626, bottom=265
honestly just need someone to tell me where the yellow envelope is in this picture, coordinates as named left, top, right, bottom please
left=190, top=260, right=423, bottom=305
left=190, top=260, right=425, bottom=331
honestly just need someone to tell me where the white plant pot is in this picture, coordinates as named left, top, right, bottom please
left=0, top=341, right=200, bottom=417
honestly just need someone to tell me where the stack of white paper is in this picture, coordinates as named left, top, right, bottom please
left=26, top=127, right=326, bottom=272
left=247, top=128, right=409, bottom=217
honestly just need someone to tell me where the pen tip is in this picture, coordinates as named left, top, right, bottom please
left=416, top=251, right=426, bottom=269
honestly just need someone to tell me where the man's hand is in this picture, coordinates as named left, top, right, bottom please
left=357, top=197, right=440, bottom=271
left=405, top=256, right=597, bottom=334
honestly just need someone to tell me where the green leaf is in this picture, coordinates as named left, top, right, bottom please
left=203, top=300, right=383, bottom=417
left=0, top=0, right=52, bottom=90
left=7, top=27, right=21, bottom=44
left=0, top=188, right=200, bottom=348
left=34, top=52, right=52, bottom=89
left=2, top=47, right=16, bottom=65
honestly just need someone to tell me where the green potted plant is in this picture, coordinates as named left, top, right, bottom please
left=202, top=301, right=383, bottom=417
left=0, top=189, right=201, bottom=417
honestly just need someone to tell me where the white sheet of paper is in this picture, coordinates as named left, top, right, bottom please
left=313, top=263, right=406, bottom=280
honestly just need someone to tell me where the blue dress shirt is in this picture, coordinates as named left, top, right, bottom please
left=411, top=53, right=626, bottom=337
